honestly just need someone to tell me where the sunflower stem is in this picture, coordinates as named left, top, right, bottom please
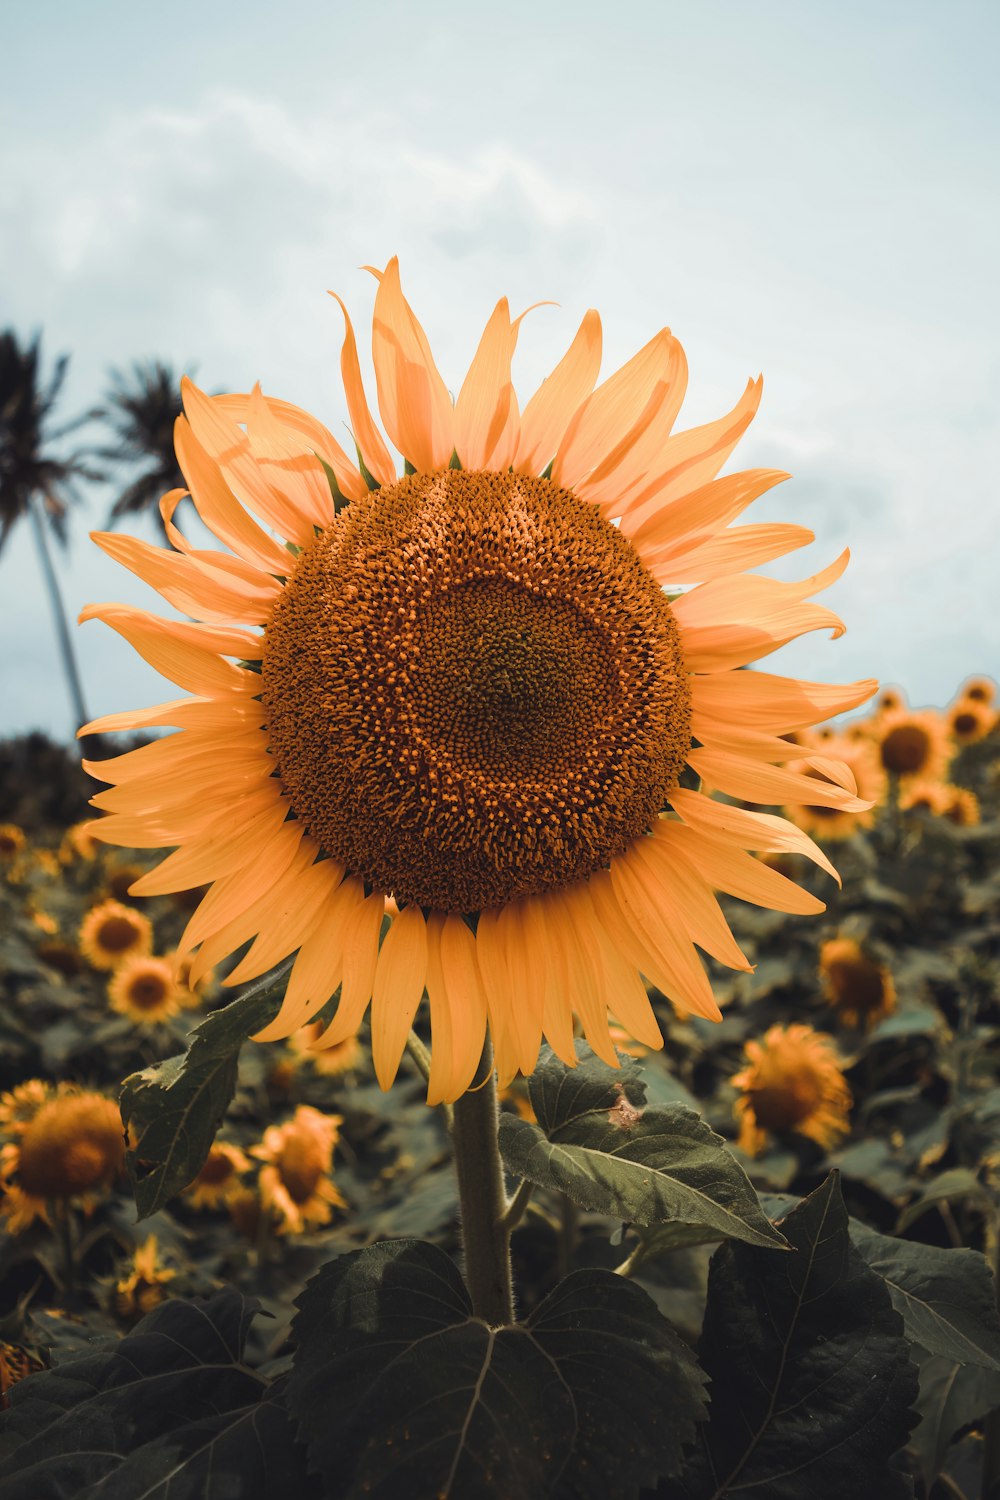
left=450, top=1040, right=515, bottom=1326
left=983, top=1200, right=1000, bottom=1499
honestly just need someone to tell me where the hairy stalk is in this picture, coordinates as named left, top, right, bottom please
left=405, top=1030, right=454, bottom=1132
left=450, top=1040, right=515, bottom=1325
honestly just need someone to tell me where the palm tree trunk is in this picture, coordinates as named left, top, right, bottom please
left=28, top=492, right=89, bottom=733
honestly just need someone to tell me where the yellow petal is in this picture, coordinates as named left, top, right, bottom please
left=371, top=905, right=429, bottom=1091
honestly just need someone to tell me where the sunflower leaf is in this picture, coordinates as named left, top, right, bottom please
left=526, top=1040, right=648, bottom=1134
left=118, top=959, right=291, bottom=1218
left=0, top=1290, right=317, bottom=1499
left=850, top=1221, right=1000, bottom=1371
left=498, top=1103, right=788, bottom=1250
left=665, top=1172, right=920, bottom=1500
left=287, top=1238, right=705, bottom=1500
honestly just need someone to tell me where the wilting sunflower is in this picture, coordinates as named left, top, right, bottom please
left=251, top=1105, right=346, bottom=1234
left=114, top=1235, right=177, bottom=1319
left=184, top=1139, right=251, bottom=1209
left=785, top=736, right=885, bottom=841
left=0, top=1084, right=124, bottom=1232
left=109, top=955, right=184, bottom=1025
left=876, top=708, right=952, bottom=783
left=947, top=697, right=996, bottom=747
left=79, top=899, right=152, bottom=972
left=730, top=1023, right=851, bottom=1156
left=819, top=936, right=895, bottom=1030
left=80, top=260, right=875, bottom=1102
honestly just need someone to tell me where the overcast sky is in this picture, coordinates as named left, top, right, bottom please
left=2, top=0, right=997, bottom=742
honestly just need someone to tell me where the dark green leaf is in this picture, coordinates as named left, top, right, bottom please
left=118, top=960, right=291, bottom=1218
left=896, top=1168, right=988, bottom=1233
left=498, top=1104, right=787, bottom=1250
left=670, top=1173, right=919, bottom=1499
left=526, top=1041, right=647, bottom=1135
left=288, top=1238, right=705, bottom=1500
left=852, top=1221, right=1000, bottom=1370
left=0, top=1291, right=314, bottom=1499
left=910, top=1351, right=1000, bottom=1487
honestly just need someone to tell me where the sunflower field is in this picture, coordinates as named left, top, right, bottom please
left=0, top=684, right=997, bottom=1500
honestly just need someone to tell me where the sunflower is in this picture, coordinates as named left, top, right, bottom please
left=0, top=825, right=25, bottom=861
left=114, top=1235, right=177, bottom=1319
left=172, top=951, right=211, bottom=1007
left=109, top=955, right=184, bottom=1025
left=785, top=736, right=885, bottom=841
left=875, top=686, right=906, bottom=716
left=876, top=707, right=952, bottom=782
left=730, top=1023, right=851, bottom=1156
left=819, top=936, right=895, bottom=1030
left=0, top=1084, right=124, bottom=1232
left=957, top=676, right=996, bottom=706
left=79, top=899, right=153, bottom=971
left=288, top=1024, right=363, bottom=1076
left=901, top=779, right=980, bottom=827
left=252, top=1105, right=346, bottom=1234
left=184, top=1139, right=252, bottom=1209
left=79, top=259, right=875, bottom=1102
left=58, top=821, right=99, bottom=864
left=105, top=861, right=147, bottom=904
left=947, top=698, right=996, bottom=747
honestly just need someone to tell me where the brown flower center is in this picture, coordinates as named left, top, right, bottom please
left=262, top=469, right=691, bottom=912
left=278, top=1137, right=325, bottom=1204
left=97, top=916, right=143, bottom=954
left=880, top=724, right=930, bottom=775
left=127, top=974, right=171, bottom=1011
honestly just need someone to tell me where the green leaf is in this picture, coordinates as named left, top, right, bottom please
left=526, top=1041, right=648, bottom=1135
left=896, top=1167, right=988, bottom=1233
left=0, top=1291, right=316, bottom=1499
left=498, top=1104, right=788, bottom=1250
left=851, top=1221, right=1000, bottom=1371
left=910, top=1351, right=1000, bottom=1487
left=288, top=1239, right=706, bottom=1500
left=118, top=959, right=291, bottom=1218
left=669, top=1172, right=919, bottom=1500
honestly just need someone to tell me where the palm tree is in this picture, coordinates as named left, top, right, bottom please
left=0, top=330, right=100, bottom=732
left=94, top=360, right=187, bottom=538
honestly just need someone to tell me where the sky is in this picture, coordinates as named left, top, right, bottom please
left=1, top=0, right=998, bottom=742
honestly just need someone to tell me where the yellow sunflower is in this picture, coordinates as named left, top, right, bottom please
left=0, top=825, right=26, bottom=861
left=957, top=675, right=996, bottom=706
left=875, top=686, right=906, bottom=716
left=819, top=936, right=895, bottom=1030
left=79, top=258, right=875, bottom=1103
left=901, top=779, right=981, bottom=827
left=0, top=1085, right=124, bottom=1232
left=79, top=899, right=153, bottom=972
left=109, top=955, right=184, bottom=1025
left=288, top=1024, right=363, bottom=1076
left=58, top=820, right=99, bottom=864
left=184, top=1139, right=252, bottom=1209
left=785, top=736, right=885, bottom=841
left=731, top=1023, right=851, bottom=1156
left=947, top=698, right=996, bottom=747
left=876, top=707, right=953, bottom=783
left=252, top=1105, right=346, bottom=1234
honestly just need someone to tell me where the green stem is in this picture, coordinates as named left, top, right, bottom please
left=450, top=1040, right=515, bottom=1326
left=500, top=1177, right=533, bottom=1233
left=54, top=1202, right=75, bottom=1301
left=405, top=1029, right=454, bottom=1132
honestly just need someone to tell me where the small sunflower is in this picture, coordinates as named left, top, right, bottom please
left=80, top=259, right=876, bottom=1101
left=114, top=1235, right=177, bottom=1319
left=252, top=1105, right=346, bottom=1234
left=79, top=899, right=153, bottom=971
left=958, top=676, right=996, bottom=706
left=947, top=698, right=996, bottom=747
left=109, top=955, right=184, bottom=1025
left=104, top=862, right=147, bottom=904
left=731, top=1023, right=851, bottom=1156
left=0, top=1343, right=46, bottom=1409
left=902, top=780, right=981, bottom=828
left=172, top=951, right=211, bottom=1008
left=184, top=1140, right=251, bottom=1209
left=876, top=708, right=953, bottom=782
left=875, top=687, right=906, bottom=715
left=0, top=825, right=26, bottom=861
left=288, top=1024, right=363, bottom=1077
left=819, top=937, right=895, bottom=1030
left=785, top=736, right=886, bottom=841
left=58, top=821, right=99, bottom=864
left=0, top=1085, right=124, bottom=1232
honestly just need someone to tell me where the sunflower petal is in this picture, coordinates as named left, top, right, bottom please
left=371, top=905, right=429, bottom=1090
